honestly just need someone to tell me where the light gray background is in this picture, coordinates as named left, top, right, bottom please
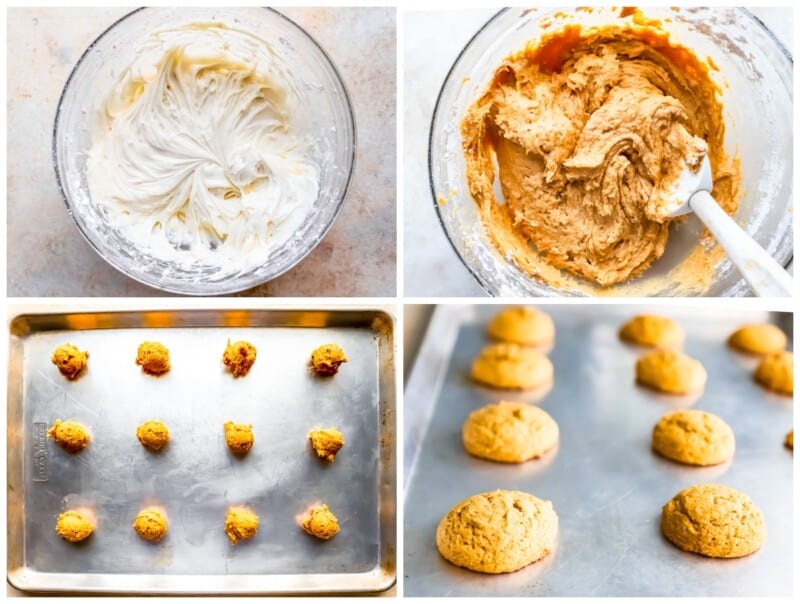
left=403, top=8, right=793, bottom=297
left=7, top=7, right=397, bottom=297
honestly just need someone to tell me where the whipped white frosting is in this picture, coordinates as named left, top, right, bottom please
left=86, top=23, right=319, bottom=271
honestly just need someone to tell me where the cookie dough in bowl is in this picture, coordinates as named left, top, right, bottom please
left=54, top=8, right=355, bottom=295
left=431, top=7, right=792, bottom=297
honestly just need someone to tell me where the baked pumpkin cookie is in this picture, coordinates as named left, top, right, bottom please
left=436, top=490, right=557, bottom=574
left=635, top=349, right=707, bottom=394
left=55, top=510, right=94, bottom=543
left=754, top=351, right=793, bottom=395
left=462, top=401, right=558, bottom=463
left=487, top=306, right=555, bottom=347
left=51, top=344, right=89, bottom=380
left=728, top=324, right=787, bottom=355
left=47, top=419, right=90, bottom=453
left=136, top=341, right=170, bottom=376
left=661, top=484, right=765, bottom=558
left=619, top=315, right=683, bottom=348
left=471, top=343, right=553, bottom=390
left=222, top=340, right=257, bottom=377
left=652, top=410, right=734, bottom=466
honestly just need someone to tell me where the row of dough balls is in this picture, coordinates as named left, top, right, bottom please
left=51, top=341, right=349, bottom=380
left=469, top=307, right=793, bottom=396
left=55, top=502, right=340, bottom=545
left=47, top=419, right=345, bottom=461
left=436, top=308, right=790, bottom=574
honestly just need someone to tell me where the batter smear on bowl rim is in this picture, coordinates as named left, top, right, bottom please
left=461, top=16, right=740, bottom=288
left=86, top=23, right=319, bottom=272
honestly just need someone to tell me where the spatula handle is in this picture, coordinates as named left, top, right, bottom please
left=690, top=190, right=793, bottom=297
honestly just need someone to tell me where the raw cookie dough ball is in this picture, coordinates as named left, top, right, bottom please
left=436, top=490, right=557, bottom=574
left=222, top=340, right=257, bottom=377
left=55, top=510, right=94, bottom=543
left=635, top=349, right=707, bottom=394
left=487, top=306, right=555, bottom=347
left=754, top=351, right=793, bottom=394
left=136, top=420, right=170, bottom=451
left=133, top=508, right=168, bottom=542
left=310, top=344, right=348, bottom=376
left=652, top=410, right=734, bottom=466
left=224, top=507, right=259, bottom=544
left=661, top=484, right=765, bottom=558
left=728, top=324, right=787, bottom=355
left=300, top=504, right=340, bottom=540
left=47, top=420, right=90, bottom=453
left=619, top=315, right=683, bottom=348
left=224, top=421, right=254, bottom=454
left=136, top=341, right=170, bottom=376
left=471, top=343, right=553, bottom=390
left=785, top=430, right=793, bottom=450
left=51, top=344, right=89, bottom=380
left=309, top=427, right=344, bottom=462
left=462, top=401, right=558, bottom=463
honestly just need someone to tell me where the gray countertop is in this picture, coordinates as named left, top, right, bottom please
left=7, top=7, right=396, bottom=297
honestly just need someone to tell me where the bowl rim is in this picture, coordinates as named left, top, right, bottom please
left=52, top=6, right=357, bottom=296
left=428, top=7, right=793, bottom=297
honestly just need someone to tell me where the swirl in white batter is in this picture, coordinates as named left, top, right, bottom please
left=86, top=23, right=319, bottom=271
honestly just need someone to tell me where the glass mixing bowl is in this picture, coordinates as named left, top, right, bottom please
left=54, top=7, right=355, bottom=295
left=430, top=7, right=792, bottom=297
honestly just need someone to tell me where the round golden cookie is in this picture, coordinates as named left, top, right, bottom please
left=754, top=351, right=793, bottom=394
left=462, top=401, right=559, bottom=463
left=136, top=420, right=170, bottom=451
left=471, top=343, right=553, bottom=390
left=225, top=507, right=259, bottom=544
left=728, top=324, right=787, bottom=355
left=487, top=307, right=555, bottom=347
left=51, top=344, right=89, bottom=380
left=47, top=420, right=90, bottom=453
left=619, top=315, right=683, bottom=348
left=224, top=421, right=254, bottom=454
left=222, top=340, right=257, bottom=377
left=436, top=490, right=557, bottom=574
left=652, top=410, right=734, bottom=466
left=55, top=510, right=94, bottom=543
left=133, top=508, right=168, bottom=542
left=136, top=341, right=170, bottom=376
left=661, top=484, right=765, bottom=558
left=300, top=504, right=340, bottom=540
left=635, top=349, right=707, bottom=394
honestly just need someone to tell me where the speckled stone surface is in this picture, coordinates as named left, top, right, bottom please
left=7, top=7, right=396, bottom=297
left=403, top=8, right=792, bottom=297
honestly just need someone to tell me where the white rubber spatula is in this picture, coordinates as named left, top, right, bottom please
left=666, top=156, right=793, bottom=297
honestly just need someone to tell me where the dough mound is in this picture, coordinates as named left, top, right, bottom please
left=728, top=324, right=787, bottom=355
left=786, top=430, right=793, bottom=450
left=136, top=420, right=170, bottom=451
left=136, top=341, right=170, bottom=376
left=224, top=421, right=254, bottom=454
left=462, top=401, right=559, bottom=463
left=222, top=339, right=257, bottom=377
left=754, top=351, right=793, bottom=395
left=619, top=315, right=683, bottom=348
left=309, top=427, right=344, bottom=462
left=461, top=25, right=738, bottom=288
left=471, top=343, right=553, bottom=390
left=661, top=484, right=765, bottom=558
left=225, top=507, right=259, bottom=544
left=635, top=349, right=706, bottom=394
left=55, top=510, right=94, bottom=543
left=51, top=344, right=89, bottom=380
left=487, top=306, right=555, bottom=346
left=310, top=344, right=348, bottom=376
left=652, top=410, right=734, bottom=466
left=436, top=490, right=558, bottom=574
left=47, top=420, right=90, bottom=453
left=300, top=504, right=340, bottom=540
left=133, top=509, right=168, bottom=542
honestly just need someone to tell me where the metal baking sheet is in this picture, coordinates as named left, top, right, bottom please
left=7, top=309, right=395, bottom=594
left=404, top=304, right=792, bottom=596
